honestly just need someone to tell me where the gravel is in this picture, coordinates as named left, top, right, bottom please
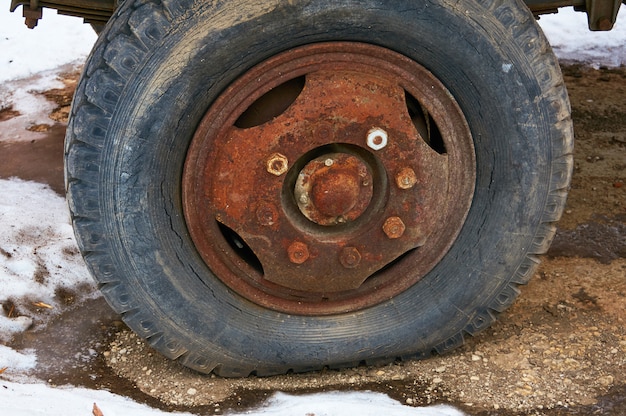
left=103, top=257, right=626, bottom=414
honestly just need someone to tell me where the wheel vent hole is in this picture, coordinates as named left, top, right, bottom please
left=405, top=91, right=446, bottom=154
left=363, top=247, right=418, bottom=284
left=217, top=222, right=264, bottom=275
left=235, top=76, right=306, bottom=128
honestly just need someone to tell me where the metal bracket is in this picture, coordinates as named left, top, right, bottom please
left=585, top=0, right=622, bottom=30
left=10, top=0, right=116, bottom=29
left=12, top=0, right=43, bottom=29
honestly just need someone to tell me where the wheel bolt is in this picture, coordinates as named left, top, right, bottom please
left=395, top=167, right=418, bottom=190
left=383, top=216, right=405, bottom=239
left=287, top=241, right=309, bottom=264
left=339, top=246, right=361, bottom=269
left=366, top=127, right=388, bottom=150
left=266, top=153, right=289, bottom=176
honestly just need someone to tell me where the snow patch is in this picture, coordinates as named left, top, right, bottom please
left=233, top=391, right=467, bottom=416
left=0, top=385, right=466, bottom=416
left=0, top=380, right=196, bottom=416
left=0, top=69, right=67, bottom=143
left=0, top=345, right=37, bottom=373
left=0, top=10, right=96, bottom=84
left=0, top=178, right=96, bottom=342
left=539, top=6, right=626, bottom=68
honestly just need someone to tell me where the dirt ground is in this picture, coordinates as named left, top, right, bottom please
left=1, top=64, right=625, bottom=415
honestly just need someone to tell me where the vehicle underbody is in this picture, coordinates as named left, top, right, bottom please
left=9, top=0, right=625, bottom=30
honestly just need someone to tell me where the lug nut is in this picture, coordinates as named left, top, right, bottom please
left=383, top=216, right=406, bottom=239
left=266, top=153, right=289, bottom=176
left=367, top=127, right=388, bottom=150
left=396, top=167, right=418, bottom=190
left=339, top=246, right=361, bottom=269
left=287, top=241, right=309, bottom=264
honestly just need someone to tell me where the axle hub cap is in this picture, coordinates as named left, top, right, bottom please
left=295, top=153, right=373, bottom=226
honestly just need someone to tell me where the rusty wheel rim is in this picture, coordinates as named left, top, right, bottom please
left=183, top=42, right=475, bottom=315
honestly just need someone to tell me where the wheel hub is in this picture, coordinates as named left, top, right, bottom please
left=295, top=153, right=373, bottom=226
left=182, top=42, right=475, bottom=314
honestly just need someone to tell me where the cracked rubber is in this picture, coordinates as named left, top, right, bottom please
left=65, top=0, right=573, bottom=376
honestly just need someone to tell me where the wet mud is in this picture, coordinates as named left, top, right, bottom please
left=0, top=125, right=66, bottom=195
left=548, top=214, right=626, bottom=263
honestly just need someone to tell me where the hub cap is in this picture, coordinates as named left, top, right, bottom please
left=295, top=152, right=373, bottom=226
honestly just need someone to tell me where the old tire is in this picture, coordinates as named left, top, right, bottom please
left=66, top=0, right=572, bottom=376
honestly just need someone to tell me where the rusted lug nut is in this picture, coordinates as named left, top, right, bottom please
left=383, top=216, right=406, bottom=239
left=339, top=246, right=361, bottom=269
left=395, top=167, right=418, bottom=190
left=266, top=153, right=289, bottom=176
left=367, top=127, right=388, bottom=150
left=287, top=241, right=309, bottom=264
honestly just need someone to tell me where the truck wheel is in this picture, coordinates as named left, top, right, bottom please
left=66, top=0, right=572, bottom=376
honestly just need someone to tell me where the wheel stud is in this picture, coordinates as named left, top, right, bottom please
left=266, top=153, right=289, bottom=176
left=383, top=216, right=406, bottom=239
left=287, top=241, right=309, bottom=264
left=339, top=246, right=361, bottom=269
left=366, top=127, right=388, bottom=150
left=395, top=167, right=417, bottom=190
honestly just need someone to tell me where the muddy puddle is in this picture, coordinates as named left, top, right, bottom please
left=548, top=215, right=626, bottom=263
